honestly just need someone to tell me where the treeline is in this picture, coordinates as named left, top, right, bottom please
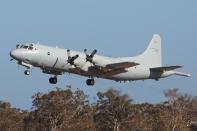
left=0, top=87, right=197, bottom=131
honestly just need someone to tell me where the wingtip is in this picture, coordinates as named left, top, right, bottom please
left=186, top=74, right=191, bottom=77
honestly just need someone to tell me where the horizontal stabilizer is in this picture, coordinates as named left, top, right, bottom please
left=174, top=71, right=191, bottom=77
left=150, top=65, right=191, bottom=77
left=150, top=65, right=182, bottom=72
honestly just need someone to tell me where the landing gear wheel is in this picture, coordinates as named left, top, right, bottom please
left=49, top=77, right=57, bottom=84
left=86, top=79, right=95, bottom=86
left=24, top=70, right=30, bottom=75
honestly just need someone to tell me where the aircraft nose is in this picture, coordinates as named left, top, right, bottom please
left=10, top=50, right=20, bottom=60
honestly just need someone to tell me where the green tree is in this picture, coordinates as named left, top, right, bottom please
left=1, top=87, right=197, bottom=131
left=24, top=88, right=94, bottom=131
left=131, top=103, right=166, bottom=131
left=94, top=89, right=133, bottom=131
left=160, top=88, right=194, bottom=131
left=0, top=101, right=27, bottom=131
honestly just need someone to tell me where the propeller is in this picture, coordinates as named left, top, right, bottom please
left=16, top=44, right=20, bottom=49
left=67, top=49, right=79, bottom=65
left=84, top=49, right=97, bottom=63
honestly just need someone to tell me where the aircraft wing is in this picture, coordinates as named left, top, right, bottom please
left=106, top=62, right=139, bottom=69
left=91, top=62, right=139, bottom=76
left=150, top=65, right=182, bottom=72
left=102, top=68, right=127, bottom=76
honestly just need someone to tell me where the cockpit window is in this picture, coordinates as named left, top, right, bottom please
left=20, top=44, right=35, bottom=50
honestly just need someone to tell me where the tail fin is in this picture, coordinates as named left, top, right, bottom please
left=137, top=34, right=162, bottom=67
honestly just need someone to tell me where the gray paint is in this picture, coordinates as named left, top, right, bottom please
left=10, top=34, right=190, bottom=84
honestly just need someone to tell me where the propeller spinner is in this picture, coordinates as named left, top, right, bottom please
left=67, top=49, right=79, bottom=65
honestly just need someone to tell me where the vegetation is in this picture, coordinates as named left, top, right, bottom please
left=0, top=87, right=196, bottom=131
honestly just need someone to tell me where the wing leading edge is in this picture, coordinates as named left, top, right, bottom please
left=150, top=65, right=182, bottom=72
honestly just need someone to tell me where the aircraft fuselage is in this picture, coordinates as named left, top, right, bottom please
left=10, top=34, right=190, bottom=85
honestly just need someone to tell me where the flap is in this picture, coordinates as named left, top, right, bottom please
left=106, top=62, right=139, bottom=69
left=103, top=68, right=127, bottom=76
left=91, top=62, right=139, bottom=76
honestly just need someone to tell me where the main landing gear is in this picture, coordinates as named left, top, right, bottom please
left=49, top=76, right=57, bottom=84
left=86, top=79, right=95, bottom=86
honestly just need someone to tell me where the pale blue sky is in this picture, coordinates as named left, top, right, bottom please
left=0, top=0, right=196, bottom=109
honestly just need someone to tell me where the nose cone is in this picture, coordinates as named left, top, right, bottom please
left=10, top=50, right=20, bottom=60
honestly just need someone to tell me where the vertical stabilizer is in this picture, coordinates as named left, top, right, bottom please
left=137, top=34, right=162, bottom=67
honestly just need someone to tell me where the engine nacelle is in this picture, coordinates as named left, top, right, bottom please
left=74, top=57, right=93, bottom=72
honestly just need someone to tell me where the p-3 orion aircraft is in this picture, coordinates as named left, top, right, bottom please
left=10, top=34, right=190, bottom=86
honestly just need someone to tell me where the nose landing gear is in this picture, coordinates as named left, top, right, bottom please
left=49, top=76, right=57, bottom=84
left=86, top=79, right=95, bottom=86
left=24, top=70, right=30, bottom=75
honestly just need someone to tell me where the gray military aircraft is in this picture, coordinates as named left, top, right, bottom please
left=10, top=34, right=190, bottom=86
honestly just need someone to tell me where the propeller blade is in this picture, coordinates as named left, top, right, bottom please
left=84, top=49, right=88, bottom=56
left=67, top=53, right=79, bottom=65
left=67, top=49, right=71, bottom=58
left=90, top=49, right=97, bottom=58
left=10, top=59, right=14, bottom=61
left=85, top=49, right=97, bottom=63
left=73, top=54, right=79, bottom=60
left=16, top=44, right=20, bottom=48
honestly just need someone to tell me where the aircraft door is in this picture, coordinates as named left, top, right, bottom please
left=38, top=49, right=59, bottom=69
